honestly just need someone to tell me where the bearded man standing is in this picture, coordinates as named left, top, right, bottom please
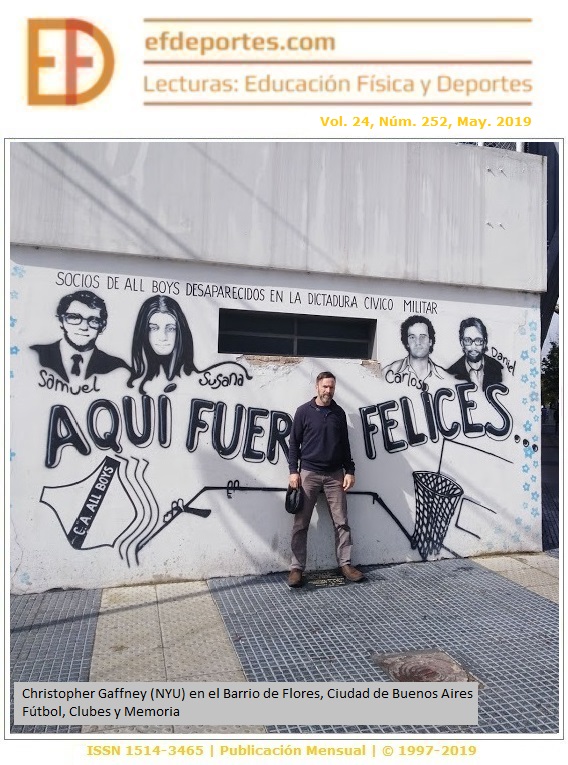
left=287, top=371, right=364, bottom=588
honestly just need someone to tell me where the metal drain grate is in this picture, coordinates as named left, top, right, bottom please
left=372, top=649, right=482, bottom=685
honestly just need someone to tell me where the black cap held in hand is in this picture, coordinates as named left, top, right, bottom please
left=285, top=486, right=303, bottom=515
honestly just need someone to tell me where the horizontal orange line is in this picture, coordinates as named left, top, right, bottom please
left=144, top=18, right=533, bottom=23
left=144, top=101, right=533, bottom=106
left=144, top=60, right=533, bottom=66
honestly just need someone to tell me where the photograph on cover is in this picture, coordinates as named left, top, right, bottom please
left=9, top=141, right=559, bottom=735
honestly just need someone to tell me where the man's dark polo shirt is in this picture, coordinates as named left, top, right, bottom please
left=288, top=398, right=355, bottom=475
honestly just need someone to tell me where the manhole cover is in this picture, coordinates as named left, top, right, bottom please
left=305, top=570, right=347, bottom=589
left=372, top=649, right=481, bottom=684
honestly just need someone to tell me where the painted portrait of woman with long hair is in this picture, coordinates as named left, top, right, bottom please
left=128, top=296, right=196, bottom=394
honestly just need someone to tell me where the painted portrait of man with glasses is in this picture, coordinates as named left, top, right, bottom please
left=30, top=290, right=128, bottom=382
left=447, top=317, right=503, bottom=392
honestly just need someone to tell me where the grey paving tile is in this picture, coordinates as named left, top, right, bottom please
left=523, top=584, right=559, bottom=604
left=209, top=558, right=559, bottom=735
left=493, top=569, right=557, bottom=587
left=156, top=581, right=244, bottom=680
left=82, top=724, right=175, bottom=734
left=541, top=484, right=559, bottom=550
left=173, top=725, right=266, bottom=733
left=83, top=581, right=251, bottom=732
left=10, top=588, right=102, bottom=734
left=513, top=554, right=559, bottom=575
left=89, top=587, right=166, bottom=682
left=474, top=556, right=532, bottom=572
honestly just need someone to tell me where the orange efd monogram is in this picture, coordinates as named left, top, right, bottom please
left=28, top=18, right=114, bottom=105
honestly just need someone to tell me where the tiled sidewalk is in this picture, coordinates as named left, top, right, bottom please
left=83, top=581, right=264, bottom=735
left=209, top=554, right=559, bottom=735
left=474, top=551, right=559, bottom=602
left=11, top=589, right=101, bottom=734
left=11, top=551, right=559, bottom=735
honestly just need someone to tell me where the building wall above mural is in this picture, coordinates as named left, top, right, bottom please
left=10, top=142, right=546, bottom=293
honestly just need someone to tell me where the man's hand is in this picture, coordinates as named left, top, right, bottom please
left=289, top=473, right=301, bottom=489
left=343, top=473, right=355, bottom=491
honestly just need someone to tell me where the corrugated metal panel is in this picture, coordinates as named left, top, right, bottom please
left=10, top=141, right=547, bottom=292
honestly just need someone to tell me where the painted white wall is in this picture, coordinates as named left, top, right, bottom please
left=10, top=142, right=546, bottom=292
left=11, top=246, right=543, bottom=593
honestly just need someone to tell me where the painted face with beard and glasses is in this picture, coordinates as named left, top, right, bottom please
left=461, top=326, right=486, bottom=365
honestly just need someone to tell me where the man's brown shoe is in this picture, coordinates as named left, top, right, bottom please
left=341, top=564, right=365, bottom=582
left=287, top=569, right=303, bottom=588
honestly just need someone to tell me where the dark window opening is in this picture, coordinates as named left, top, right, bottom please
left=218, top=309, right=375, bottom=359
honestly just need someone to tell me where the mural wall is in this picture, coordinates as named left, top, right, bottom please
left=10, top=249, right=542, bottom=593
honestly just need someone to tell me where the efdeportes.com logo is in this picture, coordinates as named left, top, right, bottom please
left=28, top=18, right=114, bottom=105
